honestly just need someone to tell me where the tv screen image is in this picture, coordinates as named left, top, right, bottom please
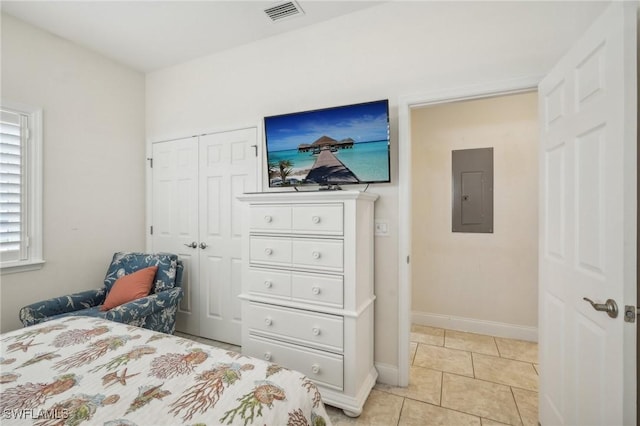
left=264, top=99, right=390, bottom=187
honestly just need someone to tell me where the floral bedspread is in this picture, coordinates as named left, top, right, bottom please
left=0, top=316, right=331, bottom=425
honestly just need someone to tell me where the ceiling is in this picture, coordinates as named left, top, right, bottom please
left=1, top=1, right=384, bottom=73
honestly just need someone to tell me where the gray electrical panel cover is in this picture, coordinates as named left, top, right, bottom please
left=452, top=147, right=493, bottom=233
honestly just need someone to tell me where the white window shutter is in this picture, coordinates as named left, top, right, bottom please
left=0, top=109, right=26, bottom=261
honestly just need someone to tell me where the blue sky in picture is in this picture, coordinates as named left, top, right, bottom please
left=265, top=100, right=389, bottom=152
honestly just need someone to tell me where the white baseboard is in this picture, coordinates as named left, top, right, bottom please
left=412, top=311, right=538, bottom=342
left=375, top=362, right=399, bottom=386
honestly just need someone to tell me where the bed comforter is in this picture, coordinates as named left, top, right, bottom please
left=0, top=316, right=331, bottom=425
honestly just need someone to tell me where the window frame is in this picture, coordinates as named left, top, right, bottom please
left=0, top=101, right=44, bottom=274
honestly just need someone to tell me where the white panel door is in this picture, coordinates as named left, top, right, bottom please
left=199, top=128, right=257, bottom=344
left=151, top=137, right=200, bottom=336
left=538, top=3, right=636, bottom=425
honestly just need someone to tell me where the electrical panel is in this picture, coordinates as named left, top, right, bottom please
left=452, top=147, right=493, bottom=233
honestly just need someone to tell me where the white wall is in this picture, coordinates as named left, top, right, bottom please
left=146, top=1, right=606, bottom=378
left=411, top=92, right=538, bottom=339
left=0, top=14, right=146, bottom=332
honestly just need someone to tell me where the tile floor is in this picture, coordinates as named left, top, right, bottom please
left=176, top=325, right=539, bottom=426
left=174, top=331, right=241, bottom=353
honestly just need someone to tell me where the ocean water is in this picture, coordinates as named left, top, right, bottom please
left=267, top=140, right=390, bottom=183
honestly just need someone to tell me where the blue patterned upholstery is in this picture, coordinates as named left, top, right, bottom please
left=19, top=252, right=184, bottom=334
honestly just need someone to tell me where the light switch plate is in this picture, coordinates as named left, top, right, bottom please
left=374, top=220, right=389, bottom=236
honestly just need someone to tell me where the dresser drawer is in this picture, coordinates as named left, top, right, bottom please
left=247, top=268, right=291, bottom=299
left=250, top=237, right=291, bottom=266
left=245, top=334, right=344, bottom=391
left=247, top=302, right=343, bottom=352
left=292, top=204, right=343, bottom=235
left=250, top=205, right=291, bottom=233
left=292, top=272, right=343, bottom=308
left=292, top=239, right=343, bottom=272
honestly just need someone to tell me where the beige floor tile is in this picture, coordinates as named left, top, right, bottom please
left=445, top=330, right=499, bottom=356
left=409, top=341, right=418, bottom=364
left=375, top=365, right=442, bottom=405
left=495, top=337, right=538, bottom=363
left=326, top=389, right=404, bottom=425
left=399, top=398, right=481, bottom=426
left=472, top=353, right=538, bottom=392
left=512, top=388, right=538, bottom=426
left=414, top=344, right=474, bottom=377
left=411, top=324, right=445, bottom=346
left=441, top=373, right=521, bottom=425
left=481, top=419, right=511, bottom=426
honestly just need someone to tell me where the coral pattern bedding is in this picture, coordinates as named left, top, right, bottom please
left=0, top=316, right=331, bottom=425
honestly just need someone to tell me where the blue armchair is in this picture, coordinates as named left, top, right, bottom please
left=19, top=252, right=184, bottom=334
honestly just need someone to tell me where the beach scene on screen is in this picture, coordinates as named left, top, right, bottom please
left=265, top=101, right=390, bottom=186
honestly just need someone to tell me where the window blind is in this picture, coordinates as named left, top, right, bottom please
left=0, top=109, right=26, bottom=261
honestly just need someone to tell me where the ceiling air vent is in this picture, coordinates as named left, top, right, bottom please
left=264, top=1, right=304, bottom=22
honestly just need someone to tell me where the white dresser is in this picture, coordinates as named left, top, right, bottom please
left=238, top=190, right=378, bottom=416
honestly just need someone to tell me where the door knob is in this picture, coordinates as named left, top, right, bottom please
left=199, top=242, right=208, bottom=249
left=184, top=241, right=197, bottom=249
left=583, top=297, right=619, bottom=318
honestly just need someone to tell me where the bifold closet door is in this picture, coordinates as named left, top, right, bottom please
left=152, top=128, right=258, bottom=344
left=151, top=137, right=201, bottom=336
left=198, top=129, right=257, bottom=345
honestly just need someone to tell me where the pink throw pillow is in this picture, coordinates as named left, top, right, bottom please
left=100, top=266, right=158, bottom=311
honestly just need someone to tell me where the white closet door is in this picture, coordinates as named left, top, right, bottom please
left=152, top=137, right=200, bottom=335
left=199, top=128, right=257, bottom=344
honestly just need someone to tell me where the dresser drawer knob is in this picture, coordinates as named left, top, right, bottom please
left=312, top=327, right=320, bottom=336
left=312, top=216, right=321, bottom=224
left=312, top=287, right=321, bottom=295
left=264, top=248, right=273, bottom=256
left=311, top=364, right=320, bottom=374
left=264, top=280, right=273, bottom=289
left=264, top=352, right=272, bottom=361
left=312, top=251, right=321, bottom=259
left=264, top=215, right=273, bottom=223
left=264, top=317, right=273, bottom=326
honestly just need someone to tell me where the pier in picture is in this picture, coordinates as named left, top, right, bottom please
left=264, top=100, right=390, bottom=187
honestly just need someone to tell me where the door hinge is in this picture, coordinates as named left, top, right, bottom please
left=407, top=255, right=410, bottom=264
left=147, top=157, right=153, bottom=168
left=150, top=226, right=153, bottom=235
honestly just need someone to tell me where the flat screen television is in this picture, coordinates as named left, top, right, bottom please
left=264, top=99, right=390, bottom=188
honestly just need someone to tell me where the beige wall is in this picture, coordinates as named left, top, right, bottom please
left=0, top=14, right=146, bottom=332
left=411, top=92, right=539, bottom=332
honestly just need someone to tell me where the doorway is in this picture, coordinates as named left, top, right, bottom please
left=409, top=92, right=538, bottom=337
left=397, top=77, right=540, bottom=387
left=402, top=92, right=540, bottom=423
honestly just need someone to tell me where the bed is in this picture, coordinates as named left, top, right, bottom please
left=0, top=316, right=331, bottom=425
